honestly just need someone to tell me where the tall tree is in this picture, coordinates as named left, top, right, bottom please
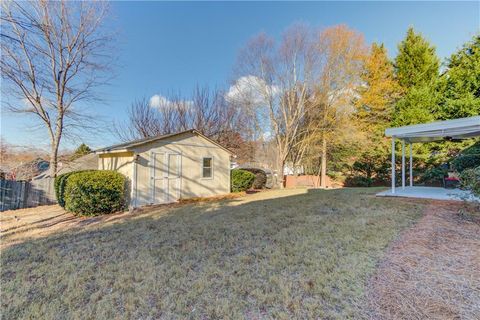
left=1, top=0, right=113, bottom=176
left=353, top=43, right=401, bottom=185
left=395, top=27, right=440, bottom=89
left=311, top=25, right=367, bottom=187
left=357, top=43, right=400, bottom=133
left=233, top=24, right=366, bottom=187
left=233, top=24, right=319, bottom=186
left=438, top=35, right=480, bottom=119
left=393, top=27, right=440, bottom=126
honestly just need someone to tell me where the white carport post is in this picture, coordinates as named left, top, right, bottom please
left=391, top=136, right=395, bottom=194
left=401, top=139, right=406, bottom=189
left=409, top=143, right=413, bottom=187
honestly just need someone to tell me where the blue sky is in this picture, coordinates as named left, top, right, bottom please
left=2, top=1, right=479, bottom=150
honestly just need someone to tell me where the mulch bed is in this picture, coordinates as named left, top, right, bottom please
left=365, top=200, right=480, bottom=319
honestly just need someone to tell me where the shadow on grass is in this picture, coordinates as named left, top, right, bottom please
left=1, top=188, right=426, bottom=319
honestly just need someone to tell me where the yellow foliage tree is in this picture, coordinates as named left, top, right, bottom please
left=357, top=43, right=401, bottom=136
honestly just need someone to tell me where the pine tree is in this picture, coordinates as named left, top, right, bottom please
left=395, top=27, right=440, bottom=88
left=70, top=143, right=92, bottom=160
left=438, top=35, right=480, bottom=119
left=393, top=27, right=440, bottom=126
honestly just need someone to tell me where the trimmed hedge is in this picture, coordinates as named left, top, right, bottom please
left=64, top=170, right=127, bottom=216
left=231, top=169, right=255, bottom=192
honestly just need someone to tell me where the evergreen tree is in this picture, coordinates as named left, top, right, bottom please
left=438, top=35, right=480, bottom=119
left=393, top=27, right=440, bottom=126
left=395, top=27, right=440, bottom=88
left=70, top=143, right=92, bottom=160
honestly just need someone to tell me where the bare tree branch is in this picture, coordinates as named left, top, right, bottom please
left=1, top=0, right=114, bottom=176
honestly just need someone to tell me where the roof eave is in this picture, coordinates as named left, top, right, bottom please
left=94, top=148, right=129, bottom=155
left=93, top=129, right=235, bottom=156
left=385, top=116, right=480, bottom=138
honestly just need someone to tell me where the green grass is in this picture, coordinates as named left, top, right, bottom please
left=1, top=188, right=424, bottom=319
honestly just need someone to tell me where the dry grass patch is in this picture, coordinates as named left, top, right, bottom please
left=2, top=188, right=424, bottom=319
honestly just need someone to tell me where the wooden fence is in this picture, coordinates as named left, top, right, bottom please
left=0, top=178, right=56, bottom=211
left=284, top=175, right=341, bottom=188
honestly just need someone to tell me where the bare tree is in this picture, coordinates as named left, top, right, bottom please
left=1, top=0, right=114, bottom=176
left=112, top=99, right=163, bottom=142
left=232, top=24, right=319, bottom=186
left=113, top=86, right=253, bottom=160
left=232, top=24, right=366, bottom=187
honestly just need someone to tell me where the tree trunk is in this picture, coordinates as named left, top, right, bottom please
left=320, top=135, right=327, bottom=188
left=49, top=119, right=63, bottom=178
left=278, top=156, right=285, bottom=189
left=50, top=143, right=59, bottom=178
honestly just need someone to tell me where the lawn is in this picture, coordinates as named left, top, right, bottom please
left=1, top=188, right=426, bottom=319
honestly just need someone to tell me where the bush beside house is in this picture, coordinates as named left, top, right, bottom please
left=231, top=169, right=255, bottom=192
left=54, top=171, right=81, bottom=207
left=55, top=170, right=127, bottom=216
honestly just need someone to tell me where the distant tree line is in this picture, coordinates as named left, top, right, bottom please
left=2, top=0, right=478, bottom=184
left=118, top=25, right=479, bottom=187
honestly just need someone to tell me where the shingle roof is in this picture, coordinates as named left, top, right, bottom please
left=95, top=129, right=234, bottom=154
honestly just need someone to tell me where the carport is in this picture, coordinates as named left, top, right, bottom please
left=377, top=116, right=480, bottom=201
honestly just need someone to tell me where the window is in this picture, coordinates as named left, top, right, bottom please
left=202, top=157, right=213, bottom=178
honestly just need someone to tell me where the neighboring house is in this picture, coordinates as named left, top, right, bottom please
left=283, top=162, right=304, bottom=176
left=8, top=158, right=50, bottom=181
left=56, top=153, right=99, bottom=176
left=95, top=129, right=234, bottom=208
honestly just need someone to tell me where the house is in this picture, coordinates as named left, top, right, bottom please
left=8, top=158, right=50, bottom=181
left=95, top=129, right=234, bottom=208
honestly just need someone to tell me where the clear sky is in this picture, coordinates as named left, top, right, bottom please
left=1, top=1, right=479, bottom=150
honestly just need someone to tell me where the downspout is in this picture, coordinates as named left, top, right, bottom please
left=131, top=154, right=138, bottom=209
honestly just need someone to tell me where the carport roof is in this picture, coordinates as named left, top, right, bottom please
left=385, top=116, right=480, bottom=143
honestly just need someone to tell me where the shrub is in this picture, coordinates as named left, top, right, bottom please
left=231, top=169, right=255, bottom=192
left=419, top=166, right=448, bottom=186
left=452, top=141, right=480, bottom=172
left=64, top=170, right=127, bottom=216
left=452, top=154, right=480, bottom=173
left=459, top=166, right=480, bottom=196
left=240, top=168, right=267, bottom=189
left=344, top=175, right=374, bottom=187
left=54, top=171, right=80, bottom=207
